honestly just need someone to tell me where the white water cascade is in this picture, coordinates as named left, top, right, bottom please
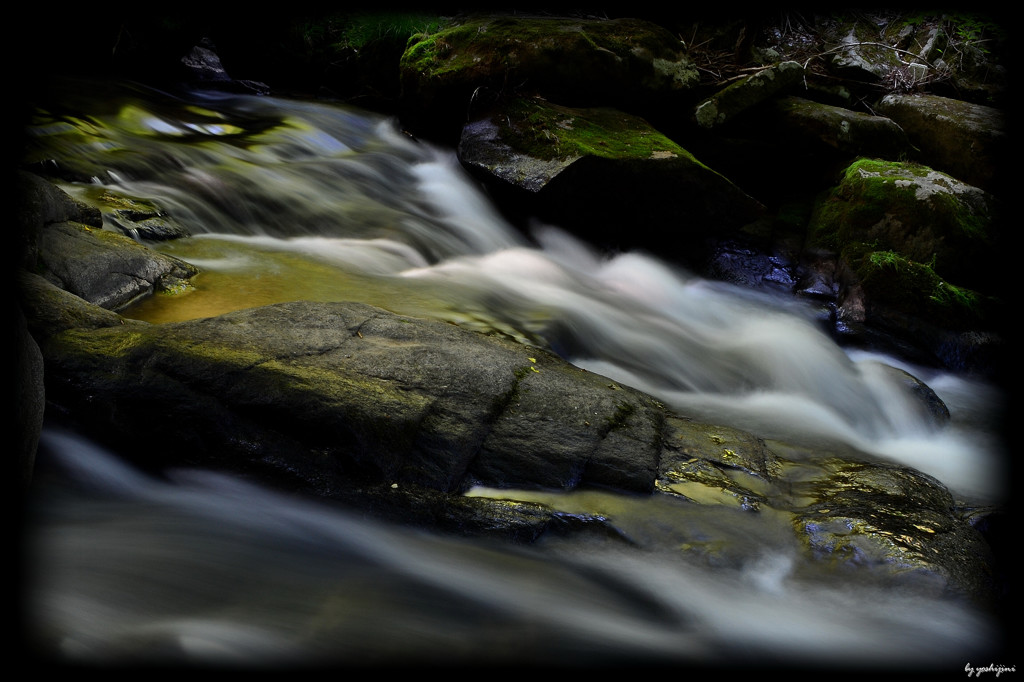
left=20, top=81, right=1009, bottom=669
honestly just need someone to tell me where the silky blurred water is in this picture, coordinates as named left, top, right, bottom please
left=20, top=81, right=1009, bottom=669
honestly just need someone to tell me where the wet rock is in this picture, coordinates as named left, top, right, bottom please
left=38, top=300, right=664, bottom=496
left=98, top=192, right=191, bottom=241
left=789, top=458, right=997, bottom=603
left=18, top=175, right=198, bottom=311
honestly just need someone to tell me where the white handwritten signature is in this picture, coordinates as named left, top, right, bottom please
left=967, top=663, right=1016, bottom=677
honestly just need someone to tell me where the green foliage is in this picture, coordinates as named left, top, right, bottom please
left=849, top=245, right=987, bottom=325
left=336, top=12, right=449, bottom=50
left=868, top=249, right=904, bottom=270
left=930, top=280, right=981, bottom=311
left=501, top=97, right=700, bottom=165
left=286, top=12, right=449, bottom=61
left=944, top=12, right=1005, bottom=54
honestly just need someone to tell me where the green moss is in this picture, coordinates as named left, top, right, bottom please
left=401, top=15, right=691, bottom=86
left=337, top=12, right=449, bottom=50
left=810, top=157, right=995, bottom=289
left=501, top=97, right=703, bottom=165
left=602, top=400, right=636, bottom=434
left=847, top=245, right=987, bottom=325
left=157, top=279, right=195, bottom=296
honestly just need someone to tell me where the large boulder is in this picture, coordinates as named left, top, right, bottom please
left=399, top=15, right=700, bottom=143
left=768, top=96, right=914, bottom=159
left=809, top=158, right=998, bottom=292
left=38, top=300, right=665, bottom=496
left=807, top=158, right=1002, bottom=369
left=874, top=94, right=1006, bottom=193
left=458, top=96, right=763, bottom=254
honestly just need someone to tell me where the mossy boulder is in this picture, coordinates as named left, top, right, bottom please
left=458, top=96, right=763, bottom=253
left=809, top=158, right=998, bottom=292
left=399, top=15, right=699, bottom=143
left=838, top=244, right=993, bottom=332
left=875, top=94, right=1006, bottom=193
left=807, top=158, right=1001, bottom=366
left=769, top=96, right=914, bottom=159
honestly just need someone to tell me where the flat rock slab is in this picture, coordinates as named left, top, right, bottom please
left=41, top=300, right=664, bottom=495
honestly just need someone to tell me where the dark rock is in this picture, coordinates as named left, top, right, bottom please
left=458, top=97, right=764, bottom=254
left=29, top=221, right=197, bottom=311
left=694, top=61, right=805, bottom=129
left=769, top=96, right=914, bottom=159
left=180, top=37, right=270, bottom=95
left=98, top=192, right=192, bottom=241
left=809, top=158, right=999, bottom=311
left=16, top=172, right=102, bottom=229
left=399, top=15, right=700, bottom=144
left=655, top=419, right=995, bottom=602
left=790, top=458, right=997, bottom=603
left=18, top=175, right=198, bottom=311
left=18, top=272, right=131, bottom=343
left=875, top=94, right=1006, bottom=193
left=38, top=300, right=664, bottom=496
left=15, top=307, right=45, bottom=488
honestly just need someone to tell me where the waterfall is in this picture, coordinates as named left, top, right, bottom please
left=21, top=80, right=1008, bottom=668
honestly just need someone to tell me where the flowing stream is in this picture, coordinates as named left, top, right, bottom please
left=21, top=80, right=1009, bottom=669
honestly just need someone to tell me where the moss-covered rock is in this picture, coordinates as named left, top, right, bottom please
left=875, top=94, right=1006, bottom=193
left=399, top=15, right=699, bottom=143
left=694, top=61, right=804, bottom=129
left=809, top=158, right=997, bottom=292
left=94, top=189, right=192, bottom=241
left=458, top=96, right=763, bottom=252
left=840, top=244, right=993, bottom=331
left=770, top=96, right=914, bottom=159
